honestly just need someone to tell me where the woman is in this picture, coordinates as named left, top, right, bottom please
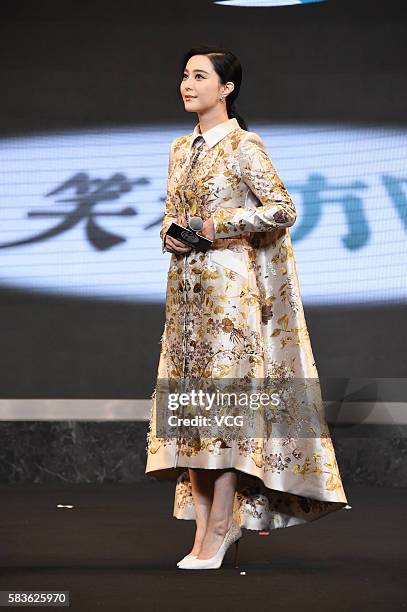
left=145, top=45, right=348, bottom=570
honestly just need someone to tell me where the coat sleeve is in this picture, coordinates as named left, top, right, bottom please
left=160, top=137, right=178, bottom=253
left=211, top=132, right=296, bottom=239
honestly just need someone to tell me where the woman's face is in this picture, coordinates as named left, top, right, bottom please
left=180, top=55, right=227, bottom=113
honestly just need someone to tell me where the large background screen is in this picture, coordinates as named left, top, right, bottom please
left=1, top=123, right=406, bottom=304
left=0, top=0, right=406, bottom=397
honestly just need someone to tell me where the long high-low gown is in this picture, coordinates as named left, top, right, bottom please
left=145, top=117, right=348, bottom=532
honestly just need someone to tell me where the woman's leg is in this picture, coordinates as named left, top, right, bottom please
left=188, top=467, right=215, bottom=556
left=197, top=468, right=238, bottom=560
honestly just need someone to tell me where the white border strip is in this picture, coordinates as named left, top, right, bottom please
left=0, top=399, right=405, bottom=424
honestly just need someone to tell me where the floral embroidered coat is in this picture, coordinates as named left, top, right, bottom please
left=145, top=117, right=348, bottom=532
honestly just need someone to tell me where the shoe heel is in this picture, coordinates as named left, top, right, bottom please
left=233, top=537, right=241, bottom=568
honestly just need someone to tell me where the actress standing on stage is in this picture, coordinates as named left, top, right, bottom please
left=145, top=45, right=348, bottom=570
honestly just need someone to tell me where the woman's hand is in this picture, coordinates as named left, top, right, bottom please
left=197, top=217, right=215, bottom=241
left=164, top=217, right=214, bottom=253
left=164, top=234, right=193, bottom=255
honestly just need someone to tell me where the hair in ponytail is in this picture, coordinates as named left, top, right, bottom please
left=180, top=45, right=248, bottom=131
left=227, top=100, right=247, bottom=131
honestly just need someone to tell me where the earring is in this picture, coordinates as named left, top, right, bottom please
left=219, top=96, right=224, bottom=102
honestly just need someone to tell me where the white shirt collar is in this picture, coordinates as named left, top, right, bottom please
left=189, top=117, right=240, bottom=150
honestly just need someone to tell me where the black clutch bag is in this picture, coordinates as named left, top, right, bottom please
left=166, top=222, right=213, bottom=253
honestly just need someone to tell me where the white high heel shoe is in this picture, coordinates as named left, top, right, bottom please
left=177, top=554, right=197, bottom=568
left=178, top=520, right=242, bottom=570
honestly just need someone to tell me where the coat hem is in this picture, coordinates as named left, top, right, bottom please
left=145, top=461, right=348, bottom=506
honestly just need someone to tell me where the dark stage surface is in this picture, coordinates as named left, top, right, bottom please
left=0, top=482, right=405, bottom=611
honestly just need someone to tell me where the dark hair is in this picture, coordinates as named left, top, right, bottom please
left=180, top=45, right=248, bottom=131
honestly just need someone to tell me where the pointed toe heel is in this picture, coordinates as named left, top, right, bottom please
left=177, top=554, right=197, bottom=568
left=179, top=520, right=242, bottom=570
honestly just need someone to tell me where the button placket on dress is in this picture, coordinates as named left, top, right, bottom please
left=175, top=135, right=206, bottom=468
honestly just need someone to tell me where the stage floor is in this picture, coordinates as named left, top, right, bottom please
left=0, top=482, right=405, bottom=611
